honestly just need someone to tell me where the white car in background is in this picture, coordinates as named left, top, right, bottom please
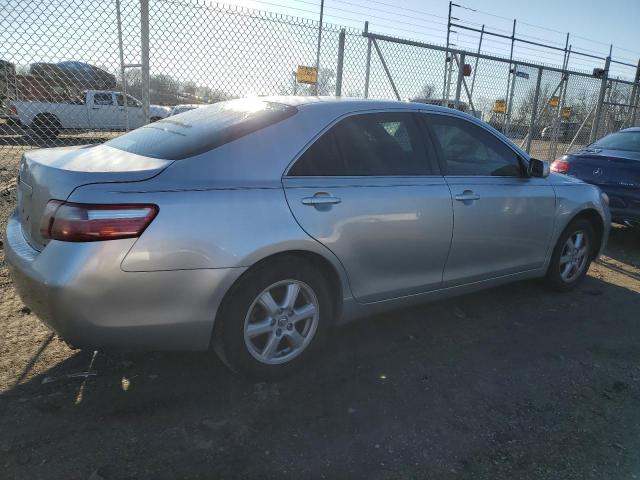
left=7, top=90, right=171, bottom=138
left=170, top=103, right=207, bottom=116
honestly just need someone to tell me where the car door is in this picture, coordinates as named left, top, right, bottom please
left=116, top=93, right=144, bottom=129
left=422, top=113, right=556, bottom=286
left=90, top=92, right=124, bottom=130
left=283, top=111, right=453, bottom=303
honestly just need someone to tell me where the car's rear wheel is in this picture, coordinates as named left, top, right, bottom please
left=213, top=256, right=332, bottom=378
left=545, top=218, right=594, bottom=291
left=31, top=114, right=61, bottom=140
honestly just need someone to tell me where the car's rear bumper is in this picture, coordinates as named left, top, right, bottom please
left=4, top=212, right=245, bottom=351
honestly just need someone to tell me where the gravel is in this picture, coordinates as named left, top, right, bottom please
left=1, top=150, right=640, bottom=479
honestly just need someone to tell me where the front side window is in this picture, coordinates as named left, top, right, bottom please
left=93, top=92, right=113, bottom=106
left=116, top=94, right=142, bottom=107
left=289, top=112, right=434, bottom=176
left=426, top=114, right=522, bottom=177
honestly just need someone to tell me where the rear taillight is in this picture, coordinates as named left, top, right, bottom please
left=9, top=104, right=17, bottom=115
left=40, top=200, right=158, bottom=242
left=550, top=158, right=570, bottom=174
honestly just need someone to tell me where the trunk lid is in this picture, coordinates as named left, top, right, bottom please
left=567, top=148, right=640, bottom=189
left=17, top=144, right=172, bottom=250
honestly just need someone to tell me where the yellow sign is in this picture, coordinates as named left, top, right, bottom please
left=561, top=106, right=572, bottom=119
left=548, top=96, right=560, bottom=107
left=296, top=65, right=318, bottom=84
left=493, top=99, right=506, bottom=113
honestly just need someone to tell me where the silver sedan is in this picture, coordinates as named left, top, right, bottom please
left=4, top=97, right=610, bottom=377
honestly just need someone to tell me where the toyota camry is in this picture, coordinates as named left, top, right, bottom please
left=4, top=97, right=610, bottom=377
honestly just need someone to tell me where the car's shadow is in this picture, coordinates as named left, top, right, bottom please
left=603, top=224, right=640, bottom=267
left=1, top=228, right=640, bottom=478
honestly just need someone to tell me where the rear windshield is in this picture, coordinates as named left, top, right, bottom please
left=592, top=131, right=640, bottom=153
left=106, top=99, right=297, bottom=160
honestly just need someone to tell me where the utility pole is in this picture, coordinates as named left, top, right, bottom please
left=443, top=1, right=452, bottom=102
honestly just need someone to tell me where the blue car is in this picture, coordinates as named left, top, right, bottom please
left=552, top=127, right=640, bottom=228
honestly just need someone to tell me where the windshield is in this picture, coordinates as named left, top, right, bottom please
left=592, top=131, right=640, bottom=153
left=106, top=99, right=297, bottom=160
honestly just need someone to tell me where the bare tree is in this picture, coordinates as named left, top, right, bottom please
left=418, top=83, right=435, bottom=99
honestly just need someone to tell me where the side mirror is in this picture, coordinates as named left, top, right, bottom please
left=527, top=157, right=550, bottom=178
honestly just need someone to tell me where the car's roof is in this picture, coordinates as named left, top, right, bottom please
left=258, top=95, right=456, bottom=114
left=620, top=127, right=640, bottom=133
left=253, top=95, right=525, bottom=158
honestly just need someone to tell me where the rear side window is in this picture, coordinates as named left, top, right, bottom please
left=426, top=114, right=522, bottom=177
left=289, top=112, right=435, bottom=176
left=106, top=99, right=297, bottom=160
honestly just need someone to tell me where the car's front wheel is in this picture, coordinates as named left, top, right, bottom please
left=545, top=218, right=594, bottom=291
left=213, top=256, right=332, bottom=378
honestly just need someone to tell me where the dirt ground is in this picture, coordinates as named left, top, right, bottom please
left=1, top=145, right=640, bottom=479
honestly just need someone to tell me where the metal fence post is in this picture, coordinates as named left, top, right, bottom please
left=115, top=0, right=130, bottom=131
left=314, top=0, right=325, bottom=95
left=140, top=0, right=150, bottom=124
left=335, top=28, right=345, bottom=96
left=502, top=19, right=516, bottom=132
left=445, top=53, right=454, bottom=105
left=454, top=53, right=465, bottom=109
left=590, top=56, right=610, bottom=142
left=504, top=63, right=518, bottom=137
left=364, top=22, right=372, bottom=99
left=525, top=67, right=543, bottom=154
left=629, top=59, right=640, bottom=126
left=550, top=46, right=572, bottom=159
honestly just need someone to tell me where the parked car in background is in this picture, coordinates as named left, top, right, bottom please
left=170, top=103, right=206, bottom=116
left=541, top=121, right=589, bottom=142
left=7, top=90, right=171, bottom=138
left=552, top=127, right=640, bottom=228
left=5, top=97, right=610, bottom=378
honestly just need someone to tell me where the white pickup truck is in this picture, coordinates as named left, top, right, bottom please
left=7, top=90, right=171, bottom=138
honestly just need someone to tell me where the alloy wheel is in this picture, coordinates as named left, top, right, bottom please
left=243, top=279, right=320, bottom=365
left=559, top=230, right=590, bottom=282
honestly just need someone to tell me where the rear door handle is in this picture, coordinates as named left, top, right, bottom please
left=454, top=190, right=480, bottom=202
left=302, top=195, right=342, bottom=206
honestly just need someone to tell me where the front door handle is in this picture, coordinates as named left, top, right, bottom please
left=302, top=195, right=342, bottom=206
left=454, top=190, right=480, bottom=202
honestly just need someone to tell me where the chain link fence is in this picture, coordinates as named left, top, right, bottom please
left=2, top=0, right=639, bottom=165
left=364, top=30, right=640, bottom=160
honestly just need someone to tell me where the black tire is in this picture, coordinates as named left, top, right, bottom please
left=31, top=114, right=61, bottom=140
left=150, top=116, right=162, bottom=123
left=213, top=256, right=333, bottom=378
left=545, top=218, right=595, bottom=291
